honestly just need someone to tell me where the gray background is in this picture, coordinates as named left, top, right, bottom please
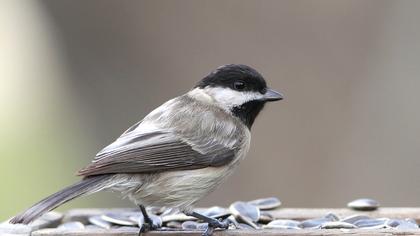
left=1, top=0, right=419, bottom=220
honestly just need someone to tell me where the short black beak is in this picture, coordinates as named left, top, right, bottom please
left=262, top=88, right=284, bottom=101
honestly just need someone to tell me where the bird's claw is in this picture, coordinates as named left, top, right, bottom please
left=138, top=222, right=159, bottom=235
left=208, top=218, right=229, bottom=229
left=201, top=218, right=229, bottom=236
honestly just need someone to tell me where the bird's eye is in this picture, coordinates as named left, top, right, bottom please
left=260, top=88, right=267, bottom=94
left=233, top=81, right=246, bottom=90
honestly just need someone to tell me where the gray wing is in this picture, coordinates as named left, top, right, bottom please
left=78, top=130, right=235, bottom=177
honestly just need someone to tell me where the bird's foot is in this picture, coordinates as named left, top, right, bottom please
left=202, top=218, right=229, bottom=236
left=208, top=217, right=229, bottom=229
left=184, top=211, right=229, bottom=236
left=138, top=221, right=159, bottom=235
left=138, top=204, right=160, bottom=236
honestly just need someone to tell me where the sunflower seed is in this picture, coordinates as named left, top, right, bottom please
left=229, top=201, right=260, bottom=229
left=396, top=222, right=419, bottom=229
left=406, top=218, right=418, bottom=224
left=181, top=221, right=207, bottom=230
left=199, top=206, right=230, bottom=219
left=57, top=221, right=85, bottom=230
left=229, top=201, right=260, bottom=222
left=248, top=197, right=281, bottom=210
left=0, top=223, right=32, bottom=235
left=298, top=212, right=338, bottom=229
left=341, top=214, right=370, bottom=224
left=354, top=218, right=388, bottom=228
left=387, top=219, right=419, bottom=229
left=347, top=198, right=380, bottom=211
left=324, top=213, right=340, bottom=221
left=258, top=211, right=273, bottom=223
left=320, top=221, right=357, bottom=229
left=101, top=213, right=137, bottom=226
left=27, top=212, right=63, bottom=231
left=264, top=219, right=301, bottom=229
left=88, top=216, right=112, bottom=229
left=166, top=221, right=182, bottom=228
left=161, top=213, right=195, bottom=223
left=299, top=218, right=329, bottom=229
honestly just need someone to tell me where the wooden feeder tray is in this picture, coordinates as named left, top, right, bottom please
left=5, top=208, right=420, bottom=236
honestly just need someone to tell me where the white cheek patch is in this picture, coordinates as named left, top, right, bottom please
left=200, top=87, right=264, bottom=109
left=187, top=87, right=214, bottom=103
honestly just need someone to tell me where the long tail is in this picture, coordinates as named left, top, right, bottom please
left=10, top=174, right=111, bottom=224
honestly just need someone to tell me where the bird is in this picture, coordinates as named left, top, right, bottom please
left=10, top=64, right=283, bottom=236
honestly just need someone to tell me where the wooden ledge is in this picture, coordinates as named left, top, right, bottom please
left=32, top=228, right=420, bottom=236
left=5, top=208, right=420, bottom=236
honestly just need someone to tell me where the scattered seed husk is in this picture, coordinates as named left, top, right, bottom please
left=264, top=219, right=301, bottom=229
left=299, top=219, right=325, bottom=229
left=248, top=197, right=281, bottom=210
left=101, top=213, right=137, bottom=226
left=229, top=201, right=260, bottom=229
left=347, top=198, right=380, bottom=211
left=57, top=221, right=85, bottom=230
left=0, top=222, right=32, bottom=235
left=354, top=218, right=388, bottom=228
left=388, top=219, right=419, bottom=229
left=88, top=216, right=112, bottom=229
left=396, top=222, right=419, bottom=229
left=199, top=206, right=230, bottom=219
left=166, top=221, right=182, bottom=228
left=181, top=221, right=207, bottom=230
left=324, top=213, right=339, bottom=221
left=405, top=218, right=418, bottom=224
left=161, top=213, right=196, bottom=223
left=229, top=201, right=260, bottom=222
left=320, top=221, right=357, bottom=229
left=341, top=214, right=370, bottom=224
left=258, top=211, right=274, bottom=223
left=298, top=212, right=338, bottom=229
left=28, top=212, right=63, bottom=231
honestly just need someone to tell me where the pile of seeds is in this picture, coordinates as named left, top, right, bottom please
left=2, top=197, right=419, bottom=235
left=53, top=197, right=418, bottom=231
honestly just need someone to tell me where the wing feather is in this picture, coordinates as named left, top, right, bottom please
left=78, top=130, right=235, bottom=176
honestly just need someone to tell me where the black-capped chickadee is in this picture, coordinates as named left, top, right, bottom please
left=10, top=64, right=283, bottom=235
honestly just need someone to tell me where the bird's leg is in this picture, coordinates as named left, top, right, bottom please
left=185, top=211, right=229, bottom=236
left=138, top=204, right=158, bottom=235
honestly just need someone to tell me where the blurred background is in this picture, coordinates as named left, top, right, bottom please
left=1, top=0, right=420, bottom=221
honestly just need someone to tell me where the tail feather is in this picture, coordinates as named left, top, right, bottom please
left=10, top=175, right=110, bottom=224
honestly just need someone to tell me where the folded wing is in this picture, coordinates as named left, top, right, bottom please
left=78, top=130, right=235, bottom=177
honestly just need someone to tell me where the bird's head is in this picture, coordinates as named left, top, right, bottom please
left=190, top=64, right=283, bottom=128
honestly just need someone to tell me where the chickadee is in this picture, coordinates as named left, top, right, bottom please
left=10, top=64, right=283, bottom=235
